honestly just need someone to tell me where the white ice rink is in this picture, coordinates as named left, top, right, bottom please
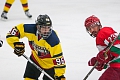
left=0, top=0, right=120, bottom=80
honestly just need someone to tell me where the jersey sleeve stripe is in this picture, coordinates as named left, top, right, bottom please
left=52, top=52, right=63, bottom=58
left=6, top=35, right=20, bottom=38
left=54, top=65, right=66, bottom=68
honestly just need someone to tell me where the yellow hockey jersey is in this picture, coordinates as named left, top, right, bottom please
left=6, top=23, right=66, bottom=77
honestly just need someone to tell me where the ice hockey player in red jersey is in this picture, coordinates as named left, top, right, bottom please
left=84, top=15, right=120, bottom=80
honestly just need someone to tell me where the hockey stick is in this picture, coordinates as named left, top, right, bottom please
left=83, top=33, right=120, bottom=80
left=22, top=54, right=54, bottom=80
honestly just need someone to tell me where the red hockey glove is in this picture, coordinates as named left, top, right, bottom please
left=88, top=57, right=105, bottom=71
left=96, top=50, right=114, bottom=71
left=14, top=42, right=25, bottom=57
left=96, top=50, right=114, bottom=64
left=55, top=75, right=66, bottom=80
left=88, top=57, right=97, bottom=66
left=96, top=50, right=106, bottom=64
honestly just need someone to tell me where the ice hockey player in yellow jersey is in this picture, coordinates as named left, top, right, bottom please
left=1, top=0, right=32, bottom=20
left=6, top=14, right=66, bottom=80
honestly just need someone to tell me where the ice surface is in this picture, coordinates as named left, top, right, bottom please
left=0, top=0, right=120, bottom=80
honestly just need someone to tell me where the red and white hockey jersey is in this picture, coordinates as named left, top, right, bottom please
left=96, top=27, right=120, bottom=66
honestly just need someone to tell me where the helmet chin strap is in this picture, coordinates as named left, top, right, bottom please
left=90, top=33, right=95, bottom=38
left=87, top=30, right=95, bottom=38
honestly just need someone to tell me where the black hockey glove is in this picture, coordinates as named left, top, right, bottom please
left=55, top=75, right=66, bottom=80
left=0, top=40, right=3, bottom=47
left=14, top=42, right=25, bottom=57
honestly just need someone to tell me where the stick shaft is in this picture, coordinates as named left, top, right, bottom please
left=22, top=54, right=54, bottom=80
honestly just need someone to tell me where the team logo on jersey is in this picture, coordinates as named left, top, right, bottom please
left=32, top=42, right=50, bottom=57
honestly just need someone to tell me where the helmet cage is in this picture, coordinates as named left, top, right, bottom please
left=86, top=29, right=95, bottom=38
left=86, top=22, right=101, bottom=38
left=37, top=25, right=52, bottom=39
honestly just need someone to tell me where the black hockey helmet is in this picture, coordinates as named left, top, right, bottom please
left=35, top=14, right=52, bottom=39
left=35, top=14, right=52, bottom=26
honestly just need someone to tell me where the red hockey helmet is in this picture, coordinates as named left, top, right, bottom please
left=84, top=15, right=101, bottom=28
left=84, top=15, right=102, bottom=38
